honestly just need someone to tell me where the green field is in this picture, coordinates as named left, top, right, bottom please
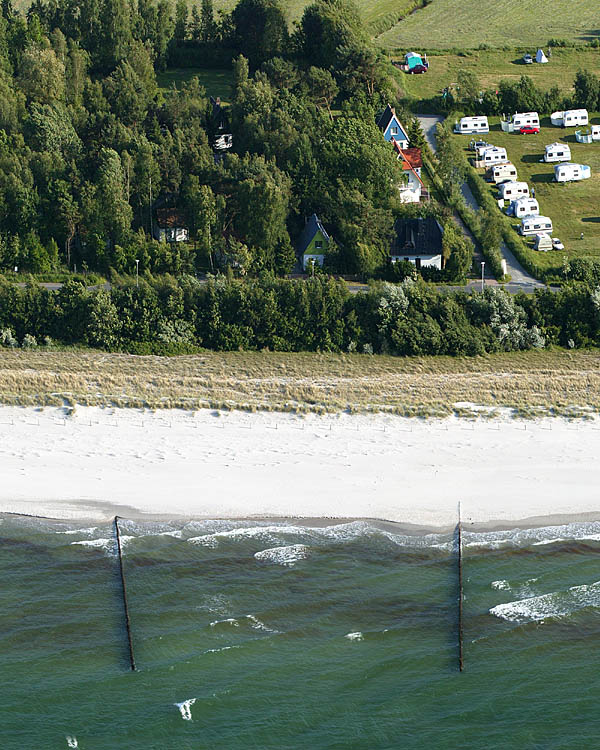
left=402, top=48, right=600, bottom=103
left=377, top=0, right=600, bottom=50
left=157, top=67, right=234, bottom=102
left=454, top=116, right=600, bottom=267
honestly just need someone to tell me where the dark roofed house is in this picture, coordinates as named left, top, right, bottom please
left=390, top=217, right=443, bottom=270
left=154, top=208, right=189, bottom=243
left=297, top=213, right=331, bottom=270
left=376, top=104, right=409, bottom=148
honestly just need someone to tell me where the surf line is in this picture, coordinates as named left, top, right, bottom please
left=114, top=516, right=136, bottom=671
left=457, top=501, right=464, bottom=673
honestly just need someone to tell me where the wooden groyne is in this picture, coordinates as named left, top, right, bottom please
left=114, top=516, right=136, bottom=671
left=457, top=503, right=464, bottom=672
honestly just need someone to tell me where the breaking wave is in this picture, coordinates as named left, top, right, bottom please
left=490, top=581, right=600, bottom=623
left=254, top=544, right=310, bottom=566
left=174, top=698, right=196, bottom=721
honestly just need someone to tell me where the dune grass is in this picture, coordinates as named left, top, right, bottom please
left=377, top=0, right=600, bottom=50
left=1, top=348, right=599, bottom=419
left=453, top=115, right=600, bottom=268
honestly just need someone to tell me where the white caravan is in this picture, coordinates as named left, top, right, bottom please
left=519, top=216, right=553, bottom=236
left=534, top=233, right=552, bottom=252
left=554, top=163, right=591, bottom=182
left=575, top=126, right=600, bottom=143
left=480, top=146, right=508, bottom=165
left=544, top=142, right=571, bottom=162
left=509, top=197, right=540, bottom=218
left=454, top=116, right=489, bottom=134
left=550, top=109, right=588, bottom=128
left=498, top=181, right=530, bottom=200
left=490, top=162, right=517, bottom=183
left=501, top=112, right=540, bottom=133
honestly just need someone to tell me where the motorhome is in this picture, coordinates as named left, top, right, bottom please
left=454, top=116, right=489, bottom=134
left=490, top=162, right=517, bottom=184
left=554, top=163, right=591, bottom=182
left=501, top=112, right=540, bottom=133
left=519, top=216, right=553, bottom=236
left=543, top=142, right=571, bottom=163
left=509, top=197, right=540, bottom=218
left=498, top=181, right=529, bottom=200
left=534, top=233, right=552, bottom=252
left=550, top=109, right=588, bottom=127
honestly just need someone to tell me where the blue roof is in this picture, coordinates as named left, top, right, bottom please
left=297, top=214, right=330, bottom=254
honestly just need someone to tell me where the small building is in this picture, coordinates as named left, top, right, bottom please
left=390, top=217, right=444, bottom=270
left=554, top=163, right=591, bottom=182
left=519, top=216, right=553, bottom=236
left=489, top=162, right=517, bottom=184
left=575, top=125, right=600, bottom=143
left=454, top=116, right=489, bottom=134
left=393, top=144, right=424, bottom=203
left=498, top=181, right=530, bottom=200
left=501, top=111, right=540, bottom=133
left=534, top=232, right=552, bottom=252
left=297, top=213, right=331, bottom=270
left=153, top=208, right=189, bottom=243
left=543, top=142, right=571, bottom=162
left=508, top=197, right=539, bottom=218
left=376, top=104, right=410, bottom=148
left=550, top=109, right=588, bottom=128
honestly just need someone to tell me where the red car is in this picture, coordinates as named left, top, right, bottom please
left=519, top=126, right=540, bottom=134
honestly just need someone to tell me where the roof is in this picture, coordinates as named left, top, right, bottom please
left=156, top=208, right=187, bottom=229
left=391, top=217, right=443, bottom=256
left=376, top=104, right=404, bottom=134
left=297, top=213, right=330, bottom=254
left=393, top=143, right=424, bottom=186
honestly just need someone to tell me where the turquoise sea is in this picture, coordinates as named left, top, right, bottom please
left=2, top=515, right=600, bottom=749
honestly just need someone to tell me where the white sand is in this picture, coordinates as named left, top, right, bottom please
left=1, top=405, right=600, bottom=528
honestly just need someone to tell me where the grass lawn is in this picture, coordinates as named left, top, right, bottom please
left=453, top=115, right=600, bottom=269
left=377, top=0, right=600, bottom=49
left=2, top=348, right=600, bottom=418
left=402, top=49, right=600, bottom=103
left=157, top=67, right=234, bottom=103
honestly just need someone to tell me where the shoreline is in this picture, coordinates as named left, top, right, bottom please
left=3, top=404, right=600, bottom=529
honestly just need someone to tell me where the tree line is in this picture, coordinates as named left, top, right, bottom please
left=2, top=275, right=599, bottom=355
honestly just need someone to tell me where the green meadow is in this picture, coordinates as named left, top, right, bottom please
left=454, top=116, right=600, bottom=268
left=157, top=67, right=234, bottom=102
left=377, top=0, right=600, bottom=50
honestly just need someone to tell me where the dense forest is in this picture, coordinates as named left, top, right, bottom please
left=0, top=0, right=474, bottom=279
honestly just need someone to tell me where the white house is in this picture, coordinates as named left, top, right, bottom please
left=501, top=112, right=540, bottom=133
left=390, top=217, right=444, bottom=270
left=509, top=197, right=539, bottom=218
left=550, top=109, right=588, bottom=127
left=490, top=162, right=517, bottom=184
left=519, top=216, right=553, bottom=236
left=454, top=116, right=489, bottom=134
left=393, top=144, right=424, bottom=203
left=153, top=208, right=189, bottom=243
left=543, top=142, right=571, bottom=162
left=554, top=163, right=592, bottom=182
left=498, top=181, right=529, bottom=200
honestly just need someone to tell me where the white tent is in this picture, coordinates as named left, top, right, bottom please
left=536, top=49, right=548, bottom=64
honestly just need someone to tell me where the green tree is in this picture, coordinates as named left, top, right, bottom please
left=231, top=0, right=288, bottom=68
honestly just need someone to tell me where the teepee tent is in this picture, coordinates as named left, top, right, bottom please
left=536, top=48, right=548, bottom=63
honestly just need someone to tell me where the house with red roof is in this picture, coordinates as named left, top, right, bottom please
left=393, top=142, right=424, bottom=203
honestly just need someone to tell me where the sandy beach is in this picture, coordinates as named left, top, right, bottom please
left=2, top=404, right=600, bottom=528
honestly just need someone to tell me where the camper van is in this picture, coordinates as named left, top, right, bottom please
left=550, top=109, right=589, bottom=128
left=490, top=162, right=517, bottom=184
left=454, top=116, right=489, bottom=134
left=554, top=163, right=591, bottom=182
left=480, top=146, right=508, bottom=165
left=543, top=143, right=571, bottom=163
left=509, top=197, right=539, bottom=218
left=498, top=181, right=529, bottom=200
left=534, top=233, right=552, bottom=252
left=501, top=112, right=540, bottom=133
left=519, top=216, right=553, bottom=236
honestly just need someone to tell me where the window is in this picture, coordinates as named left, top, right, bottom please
left=391, top=126, right=399, bottom=134
left=415, top=258, right=422, bottom=269
left=315, top=240, right=323, bottom=249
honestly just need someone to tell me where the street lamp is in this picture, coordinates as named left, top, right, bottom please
left=480, top=261, right=485, bottom=292
left=135, top=259, right=139, bottom=288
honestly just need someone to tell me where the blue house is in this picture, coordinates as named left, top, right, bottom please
left=376, top=104, right=409, bottom=148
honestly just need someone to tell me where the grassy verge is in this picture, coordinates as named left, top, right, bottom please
left=1, top=348, right=600, bottom=419
left=157, top=68, right=234, bottom=102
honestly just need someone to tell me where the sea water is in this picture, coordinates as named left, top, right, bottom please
left=2, top=515, right=600, bottom=749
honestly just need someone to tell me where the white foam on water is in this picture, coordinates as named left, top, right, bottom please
left=246, top=614, right=279, bottom=633
left=174, top=698, right=196, bottom=721
left=66, top=737, right=78, bottom=748
left=203, top=645, right=241, bottom=655
left=70, top=535, right=135, bottom=555
left=209, top=618, right=239, bottom=628
left=490, top=580, right=600, bottom=623
left=491, top=580, right=511, bottom=590
left=345, top=632, right=363, bottom=641
left=254, top=544, right=309, bottom=567
left=56, top=527, right=98, bottom=536
left=466, top=521, right=600, bottom=550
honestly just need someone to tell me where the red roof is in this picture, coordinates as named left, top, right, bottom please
left=156, top=208, right=187, bottom=229
left=393, top=143, right=423, bottom=171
